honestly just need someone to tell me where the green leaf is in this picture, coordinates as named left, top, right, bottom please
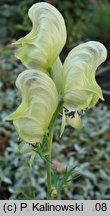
left=52, top=167, right=80, bottom=194
left=29, top=151, right=36, bottom=168
left=57, top=167, right=80, bottom=191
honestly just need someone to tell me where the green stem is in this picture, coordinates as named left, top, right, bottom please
left=46, top=124, right=54, bottom=199
left=46, top=100, right=62, bottom=199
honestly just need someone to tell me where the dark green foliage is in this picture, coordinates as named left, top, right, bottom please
left=55, top=0, right=89, bottom=46
left=0, top=0, right=41, bottom=40
left=1, top=0, right=110, bottom=46
left=0, top=0, right=90, bottom=46
left=84, top=3, right=110, bottom=42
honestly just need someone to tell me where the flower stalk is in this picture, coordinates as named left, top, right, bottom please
left=46, top=126, right=53, bottom=199
left=46, top=100, right=62, bottom=199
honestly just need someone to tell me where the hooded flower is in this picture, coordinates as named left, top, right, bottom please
left=5, top=69, right=58, bottom=144
left=61, top=41, right=107, bottom=130
left=13, top=2, right=66, bottom=72
left=5, top=3, right=107, bottom=142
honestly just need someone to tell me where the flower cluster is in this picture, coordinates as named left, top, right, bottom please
left=5, top=2, right=107, bottom=144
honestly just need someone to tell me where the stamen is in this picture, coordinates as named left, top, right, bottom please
left=63, top=106, right=88, bottom=119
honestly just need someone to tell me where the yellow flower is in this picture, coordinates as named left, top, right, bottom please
left=61, top=41, right=107, bottom=130
left=13, top=2, right=66, bottom=72
left=5, top=69, right=58, bottom=144
left=5, top=2, right=107, bottom=140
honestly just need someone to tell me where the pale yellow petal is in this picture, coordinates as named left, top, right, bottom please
left=5, top=69, right=58, bottom=144
left=14, top=3, right=66, bottom=71
left=62, top=41, right=107, bottom=112
left=50, top=57, right=62, bottom=93
left=67, top=112, right=83, bottom=129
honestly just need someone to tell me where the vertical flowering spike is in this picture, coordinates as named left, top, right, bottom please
left=62, top=41, right=107, bottom=113
left=14, top=2, right=66, bottom=71
left=4, top=70, right=58, bottom=144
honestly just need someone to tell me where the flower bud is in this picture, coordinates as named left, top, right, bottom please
left=51, top=187, right=57, bottom=199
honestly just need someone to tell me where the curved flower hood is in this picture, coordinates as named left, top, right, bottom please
left=61, top=41, right=107, bottom=130
left=14, top=2, right=67, bottom=72
left=62, top=41, right=107, bottom=112
left=5, top=69, right=58, bottom=144
left=4, top=2, right=107, bottom=139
